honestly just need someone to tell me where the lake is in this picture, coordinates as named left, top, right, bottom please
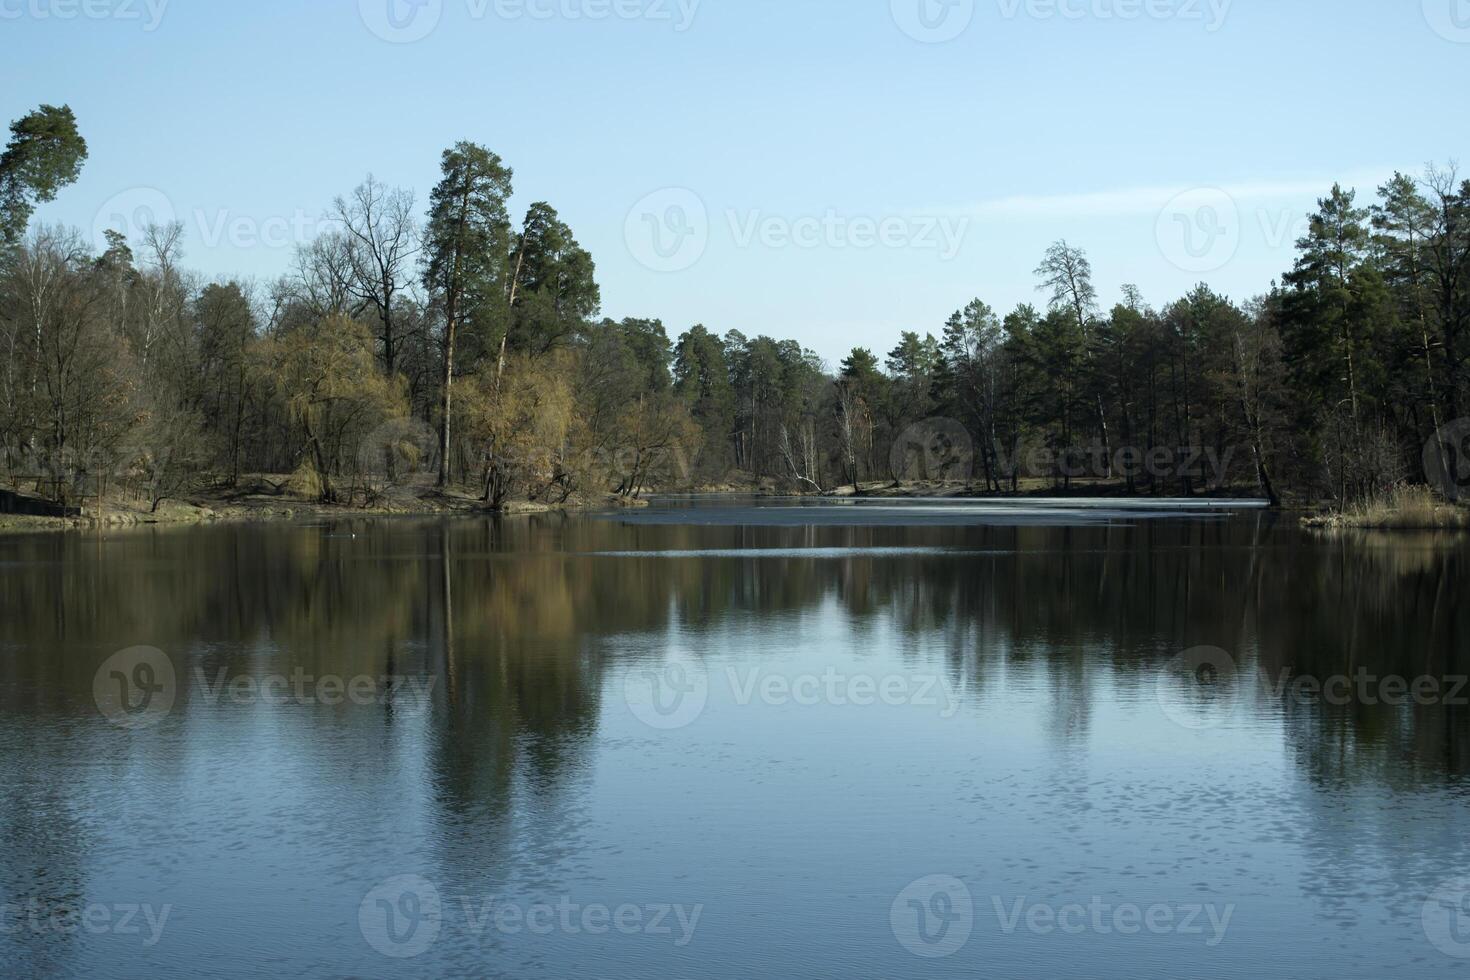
left=1, top=498, right=1468, bottom=978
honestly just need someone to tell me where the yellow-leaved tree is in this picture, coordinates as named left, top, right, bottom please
left=257, top=315, right=406, bottom=503
left=460, top=352, right=573, bottom=509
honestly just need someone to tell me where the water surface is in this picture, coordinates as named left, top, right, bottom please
left=1, top=499, right=1467, bottom=978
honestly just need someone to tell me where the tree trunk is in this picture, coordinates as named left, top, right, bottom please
left=438, top=307, right=456, bottom=489
left=437, top=182, right=472, bottom=489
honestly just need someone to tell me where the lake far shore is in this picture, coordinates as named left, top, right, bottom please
left=7, top=478, right=1466, bottom=535
left=0, top=481, right=648, bottom=534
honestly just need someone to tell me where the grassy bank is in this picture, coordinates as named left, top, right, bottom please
left=1301, top=486, right=1469, bottom=530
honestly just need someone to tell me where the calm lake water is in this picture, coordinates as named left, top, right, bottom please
left=2, top=498, right=1468, bottom=978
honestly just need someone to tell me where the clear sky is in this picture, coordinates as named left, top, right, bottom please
left=5, top=0, right=1467, bottom=366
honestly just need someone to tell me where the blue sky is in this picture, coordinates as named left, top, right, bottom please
left=5, top=0, right=1468, bottom=366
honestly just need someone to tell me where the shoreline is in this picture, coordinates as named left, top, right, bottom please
left=676, top=476, right=1279, bottom=503
left=9, top=479, right=1465, bottom=535
left=820, top=480, right=1273, bottom=503
left=0, top=487, right=649, bottom=535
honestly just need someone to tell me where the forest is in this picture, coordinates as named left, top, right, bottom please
left=2, top=103, right=1468, bottom=511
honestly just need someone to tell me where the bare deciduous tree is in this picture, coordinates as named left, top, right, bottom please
left=335, top=176, right=419, bottom=375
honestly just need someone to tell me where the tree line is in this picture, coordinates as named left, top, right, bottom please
left=2, top=103, right=1467, bottom=509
